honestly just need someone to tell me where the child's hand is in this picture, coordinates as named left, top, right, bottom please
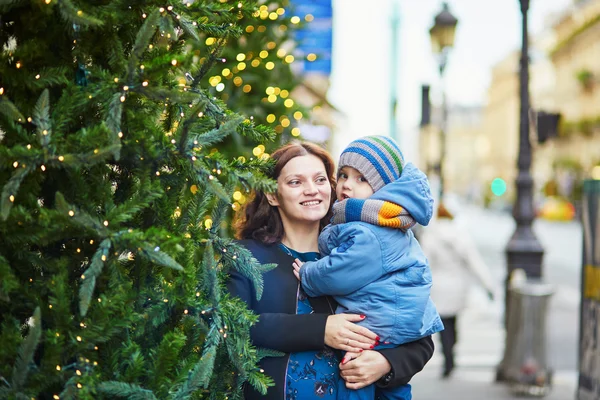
left=341, top=350, right=361, bottom=365
left=292, top=258, right=303, bottom=281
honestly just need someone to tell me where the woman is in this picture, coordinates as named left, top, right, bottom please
left=227, top=142, right=434, bottom=399
left=419, top=203, right=496, bottom=378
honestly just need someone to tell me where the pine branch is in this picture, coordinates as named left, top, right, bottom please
left=105, top=180, right=162, bottom=225
left=127, top=10, right=160, bottom=82
left=237, top=121, right=276, bottom=143
left=176, top=14, right=200, bottom=42
left=138, top=244, right=184, bottom=271
left=56, top=0, right=104, bottom=27
left=192, top=39, right=226, bottom=83
left=256, top=348, right=285, bottom=360
left=105, top=93, right=123, bottom=160
left=26, top=67, right=70, bottom=90
left=97, top=381, right=157, bottom=400
left=196, top=24, right=242, bottom=39
left=0, top=98, right=25, bottom=122
left=79, top=239, right=111, bottom=316
left=201, top=240, right=219, bottom=305
left=187, top=116, right=244, bottom=150
left=54, top=144, right=121, bottom=167
left=150, top=331, right=187, bottom=393
left=218, top=241, right=276, bottom=300
left=136, top=87, right=198, bottom=104
left=0, top=255, right=19, bottom=302
left=173, top=347, right=216, bottom=399
left=11, top=307, right=41, bottom=390
left=33, top=89, right=51, bottom=150
left=1, top=164, right=34, bottom=221
left=54, top=192, right=109, bottom=235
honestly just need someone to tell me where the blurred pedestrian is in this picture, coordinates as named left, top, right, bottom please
left=419, top=203, right=496, bottom=378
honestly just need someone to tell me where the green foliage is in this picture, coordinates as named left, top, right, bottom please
left=0, top=0, right=286, bottom=398
left=201, top=0, right=316, bottom=153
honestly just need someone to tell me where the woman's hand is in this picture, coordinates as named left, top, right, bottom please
left=324, top=314, right=378, bottom=353
left=339, top=350, right=391, bottom=389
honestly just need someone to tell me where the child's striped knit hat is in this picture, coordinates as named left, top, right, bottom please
left=338, top=135, right=405, bottom=192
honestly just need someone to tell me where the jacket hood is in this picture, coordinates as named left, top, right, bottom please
left=370, top=162, right=434, bottom=226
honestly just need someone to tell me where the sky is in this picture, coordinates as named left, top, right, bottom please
left=327, top=0, right=572, bottom=158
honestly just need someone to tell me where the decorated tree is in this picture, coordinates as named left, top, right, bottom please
left=201, top=0, right=317, bottom=153
left=0, top=0, right=281, bottom=398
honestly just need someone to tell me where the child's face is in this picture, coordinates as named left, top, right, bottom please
left=336, top=166, right=374, bottom=201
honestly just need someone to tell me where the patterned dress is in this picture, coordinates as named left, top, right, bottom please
left=279, top=244, right=341, bottom=400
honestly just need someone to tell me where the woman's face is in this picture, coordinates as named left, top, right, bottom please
left=268, top=154, right=332, bottom=226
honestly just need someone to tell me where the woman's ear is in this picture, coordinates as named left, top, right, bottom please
left=265, top=193, right=279, bottom=207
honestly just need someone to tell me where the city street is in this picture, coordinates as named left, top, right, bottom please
left=411, top=204, right=581, bottom=399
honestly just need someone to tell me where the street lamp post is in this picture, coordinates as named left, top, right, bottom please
left=496, top=0, right=545, bottom=382
left=429, top=3, right=458, bottom=202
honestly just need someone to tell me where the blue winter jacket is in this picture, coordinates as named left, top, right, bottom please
left=299, top=163, right=444, bottom=345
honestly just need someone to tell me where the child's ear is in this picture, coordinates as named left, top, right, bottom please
left=265, top=193, right=279, bottom=207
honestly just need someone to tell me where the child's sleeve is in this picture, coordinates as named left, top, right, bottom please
left=300, top=224, right=385, bottom=297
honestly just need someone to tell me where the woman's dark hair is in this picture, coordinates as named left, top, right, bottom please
left=235, top=142, right=336, bottom=244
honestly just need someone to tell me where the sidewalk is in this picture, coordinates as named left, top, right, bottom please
left=410, top=290, right=578, bottom=399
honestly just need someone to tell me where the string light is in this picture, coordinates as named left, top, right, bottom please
left=13, top=161, right=18, bottom=168
left=40, top=165, right=46, bottom=171
left=142, top=81, right=148, bottom=87
left=56, top=365, right=61, bottom=371
left=76, top=336, right=82, bottom=342
left=68, top=210, right=75, bottom=217
left=35, top=74, right=40, bottom=79
left=9, top=195, right=15, bottom=203
left=0, top=88, right=3, bottom=95
left=16, top=62, right=22, bottom=69
left=103, top=220, right=108, bottom=226
left=58, top=156, right=64, bottom=162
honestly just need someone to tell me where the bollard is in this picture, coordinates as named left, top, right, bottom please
left=578, top=179, right=600, bottom=400
left=501, top=275, right=554, bottom=397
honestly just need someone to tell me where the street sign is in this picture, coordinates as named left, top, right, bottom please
left=579, top=179, right=600, bottom=400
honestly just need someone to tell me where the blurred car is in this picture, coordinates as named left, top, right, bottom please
left=537, top=197, right=576, bottom=221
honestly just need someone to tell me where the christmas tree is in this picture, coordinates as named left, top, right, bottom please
left=200, top=0, right=315, bottom=156
left=0, top=1, right=281, bottom=398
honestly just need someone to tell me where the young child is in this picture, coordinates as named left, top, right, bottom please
left=293, top=135, right=443, bottom=400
